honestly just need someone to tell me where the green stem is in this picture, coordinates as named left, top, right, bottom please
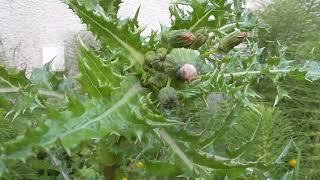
left=223, top=69, right=291, bottom=78
left=218, top=22, right=253, bottom=32
left=166, top=77, right=172, bottom=87
left=48, top=151, right=70, bottom=180
left=200, top=48, right=219, bottom=58
left=38, top=90, right=65, bottom=99
left=189, top=9, right=213, bottom=31
left=204, top=22, right=253, bottom=35
left=0, top=87, right=65, bottom=99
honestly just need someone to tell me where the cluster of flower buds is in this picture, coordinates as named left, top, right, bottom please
left=142, top=28, right=248, bottom=109
left=143, top=48, right=200, bottom=90
left=162, top=28, right=209, bottom=49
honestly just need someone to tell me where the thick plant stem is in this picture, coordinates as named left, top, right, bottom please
left=48, top=152, right=71, bottom=180
left=158, top=128, right=194, bottom=171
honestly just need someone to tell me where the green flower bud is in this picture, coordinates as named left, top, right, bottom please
left=158, top=87, right=178, bottom=108
left=163, top=48, right=200, bottom=82
left=162, top=28, right=210, bottom=49
left=218, top=31, right=248, bottom=53
left=162, top=60, right=198, bottom=83
left=144, top=48, right=168, bottom=71
left=147, top=72, right=168, bottom=89
left=156, top=48, right=168, bottom=60
left=162, top=29, right=196, bottom=48
left=190, top=28, right=209, bottom=49
left=178, top=64, right=198, bottom=83
left=144, top=51, right=157, bottom=66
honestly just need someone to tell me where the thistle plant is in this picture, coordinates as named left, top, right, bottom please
left=0, top=0, right=319, bottom=179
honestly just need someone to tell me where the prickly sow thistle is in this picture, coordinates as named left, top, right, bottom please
left=3, top=0, right=301, bottom=179
left=142, top=30, right=206, bottom=107
left=143, top=29, right=247, bottom=107
left=142, top=48, right=201, bottom=90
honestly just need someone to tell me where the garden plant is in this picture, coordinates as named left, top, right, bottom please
left=0, top=0, right=320, bottom=179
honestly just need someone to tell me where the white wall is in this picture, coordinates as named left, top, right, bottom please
left=0, top=0, right=269, bottom=73
left=0, top=0, right=84, bottom=71
left=245, top=0, right=272, bottom=11
left=118, top=0, right=171, bottom=35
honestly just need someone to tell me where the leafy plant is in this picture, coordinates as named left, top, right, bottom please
left=0, top=0, right=319, bottom=179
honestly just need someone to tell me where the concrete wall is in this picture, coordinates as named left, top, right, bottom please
left=0, top=0, right=269, bottom=73
left=0, top=0, right=84, bottom=71
left=245, top=0, right=272, bottom=11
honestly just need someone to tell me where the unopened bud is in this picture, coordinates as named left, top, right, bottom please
left=178, top=64, right=198, bottom=83
left=218, top=31, right=248, bottom=53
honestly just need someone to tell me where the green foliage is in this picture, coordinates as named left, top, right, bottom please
left=256, top=0, right=320, bottom=60
left=277, top=78, right=320, bottom=179
left=0, top=0, right=319, bottom=179
left=170, top=0, right=234, bottom=30
left=225, top=106, right=295, bottom=178
left=0, top=65, right=30, bottom=87
left=67, top=0, right=145, bottom=64
left=76, top=40, right=122, bottom=98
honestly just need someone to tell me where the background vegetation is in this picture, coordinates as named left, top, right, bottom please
left=256, top=0, right=320, bottom=60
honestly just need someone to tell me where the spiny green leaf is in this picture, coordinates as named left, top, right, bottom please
left=77, top=40, right=122, bottom=98
left=3, top=124, right=50, bottom=160
left=67, top=0, right=145, bottom=64
left=66, top=96, right=85, bottom=117
left=0, top=96, right=11, bottom=110
left=0, top=0, right=310, bottom=178
left=0, top=64, right=67, bottom=120
left=145, top=160, right=181, bottom=176
left=1, top=77, right=168, bottom=162
left=5, top=92, right=42, bottom=121
left=30, top=62, right=62, bottom=90
left=100, top=0, right=122, bottom=18
left=167, top=48, right=200, bottom=65
left=170, top=0, right=232, bottom=30
left=0, top=65, right=30, bottom=88
left=200, top=105, right=238, bottom=146
left=225, top=105, right=294, bottom=165
left=0, top=119, right=17, bottom=143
